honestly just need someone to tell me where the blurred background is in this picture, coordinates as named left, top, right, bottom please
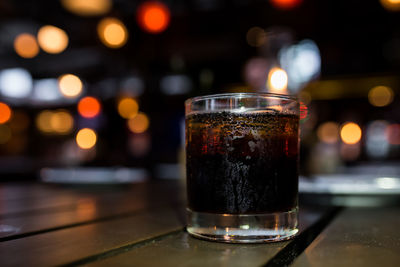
left=0, top=0, right=400, bottom=187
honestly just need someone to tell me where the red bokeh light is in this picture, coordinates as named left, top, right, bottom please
left=137, top=1, right=170, bottom=34
left=78, top=97, right=101, bottom=118
left=270, top=0, right=302, bottom=10
left=0, top=102, right=12, bottom=124
left=386, top=124, right=400, bottom=145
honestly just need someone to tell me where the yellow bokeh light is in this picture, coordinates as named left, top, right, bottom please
left=76, top=128, right=97, bottom=149
left=61, top=0, right=112, bottom=16
left=268, top=67, right=288, bottom=93
left=36, top=110, right=53, bottom=133
left=58, top=74, right=83, bottom=98
left=14, top=33, right=39, bottom=58
left=127, top=112, right=150, bottom=133
left=368, top=85, right=394, bottom=107
left=97, top=17, right=128, bottom=48
left=317, top=122, right=339, bottom=144
left=0, top=124, right=12, bottom=144
left=340, top=122, right=362, bottom=145
left=380, top=0, right=400, bottom=12
left=50, top=110, right=74, bottom=134
left=117, top=97, right=139, bottom=119
left=37, top=25, right=69, bottom=54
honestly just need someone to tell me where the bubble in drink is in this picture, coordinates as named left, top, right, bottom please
left=186, top=111, right=299, bottom=214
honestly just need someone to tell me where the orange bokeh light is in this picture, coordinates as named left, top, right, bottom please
left=0, top=102, right=12, bottom=124
left=14, top=33, right=40, bottom=58
left=137, top=1, right=170, bottom=34
left=78, top=97, right=101, bottom=118
left=270, top=0, right=302, bottom=10
left=340, top=122, right=362, bottom=145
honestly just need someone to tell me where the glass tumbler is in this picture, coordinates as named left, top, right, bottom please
left=185, top=93, right=299, bottom=243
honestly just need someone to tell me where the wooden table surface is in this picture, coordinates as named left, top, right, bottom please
left=0, top=180, right=399, bottom=266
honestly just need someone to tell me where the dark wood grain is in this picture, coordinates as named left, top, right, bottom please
left=292, top=207, right=400, bottom=267
left=80, top=207, right=328, bottom=267
left=0, top=181, right=185, bottom=240
left=0, top=208, right=184, bottom=266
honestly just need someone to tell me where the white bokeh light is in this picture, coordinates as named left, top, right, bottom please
left=279, top=39, right=321, bottom=92
left=0, top=68, right=33, bottom=98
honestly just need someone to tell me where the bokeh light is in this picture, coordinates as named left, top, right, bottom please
left=61, top=0, right=112, bottom=16
left=270, top=0, right=303, bottom=10
left=0, top=102, right=12, bottom=124
left=50, top=110, right=74, bottom=134
left=127, top=112, right=150, bottom=133
left=279, top=39, right=321, bottom=92
left=340, top=122, right=362, bottom=145
left=268, top=67, right=288, bottom=93
left=0, top=68, right=33, bottom=98
left=317, top=122, right=339, bottom=144
left=36, top=110, right=53, bottom=133
left=58, top=74, right=83, bottom=98
left=386, top=124, right=400, bottom=145
left=117, top=97, right=139, bottom=119
left=78, top=97, right=101, bottom=118
left=76, top=128, right=97, bottom=149
left=14, top=33, right=39, bottom=58
left=97, top=17, right=128, bottom=48
left=137, top=1, right=171, bottom=34
left=368, top=85, right=394, bottom=107
left=37, top=25, right=69, bottom=54
left=380, top=0, right=400, bottom=12
left=0, top=125, right=12, bottom=144
left=366, top=120, right=389, bottom=159
left=246, top=27, right=267, bottom=47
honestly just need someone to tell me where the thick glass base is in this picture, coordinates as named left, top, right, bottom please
left=186, top=208, right=298, bottom=243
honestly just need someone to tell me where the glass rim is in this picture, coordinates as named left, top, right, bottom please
left=185, top=92, right=298, bottom=105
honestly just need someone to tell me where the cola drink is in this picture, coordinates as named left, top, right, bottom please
left=186, top=111, right=299, bottom=214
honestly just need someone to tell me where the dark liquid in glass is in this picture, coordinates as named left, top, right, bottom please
left=186, top=111, right=299, bottom=214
